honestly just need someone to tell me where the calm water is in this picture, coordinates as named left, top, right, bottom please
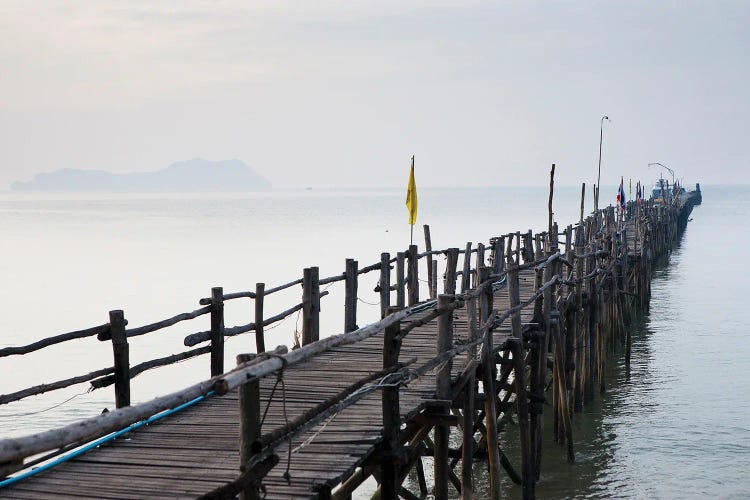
left=1, top=186, right=748, bottom=498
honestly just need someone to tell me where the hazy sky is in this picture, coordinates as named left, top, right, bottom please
left=1, top=1, right=748, bottom=189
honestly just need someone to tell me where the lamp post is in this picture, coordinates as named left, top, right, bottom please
left=595, top=115, right=610, bottom=210
left=648, top=162, right=674, bottom=184
left=649, top=162, right=676, bottom=203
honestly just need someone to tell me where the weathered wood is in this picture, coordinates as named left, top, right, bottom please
left=90, top=346, right=212, bottom=390
left=0, top=324, right=109, bottom=358
left=380, top=311, right=402, bottom=500
left=210, top=288, right=225, bottom=377
left=444, top=248, right=459, bottom=295
left=396, top=252, right=406, bottom=308
left=507, top=264, right=522, bottom=338
left=1, top=366, right=114, bottom=406
left=200, top=454, right=279, bottom=500
left=344, top=259, right=358, bottom=333
left=431, top=260, right=439, bottom=304
left=407, top=244, right=419, bottom=306
left=509, top=338, right=534, bottom=500
left=461, top=242, right=472, bottom=293
left=474, top=243, right=486, bottom=289
left=478, top=267, right=500, bottom=500
left=238, top=363, right=261, bottom=500
left=303, top=267, right=321, bottom=345
left=461, top=371, right=475, bottom=500
left=199, top=291, right=255, bottom=305
left=424, top=225, right=435, bottom=299
left=491, top=236, right=505, bottom=275
left=434, top=295, right=454, bottom=500
left=379, top=253, right=391, bottom=319
left=255, top=283, right=265, bottom=354
left=552, top=315, right=575, bottom=464
left=109, top=310, right=130, bottom=409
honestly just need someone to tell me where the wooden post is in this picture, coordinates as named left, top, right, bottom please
left=444, top=248, right=459, bottom=295
left=509, top=339, right=534, bottom=500
left=407, top=244, right=419, bottom=306
left=552, top=313, right=574, bottom=463
left=424, top=224, right=435, bottom=299
left=491, top=236, right=505, bottom=275
left=461, top=369, right=475, bottom=500
left=478, top=267, right=501, bottom=500
left=302, top=267, right=320, bottom=345
left=507, top=263, right=522, bottom=338
left=344, top=259, right=358, bottom=333
left=109, top=310, right=130, bottom=409
left=396, top=252, right=406, bottom=308
left=475, top=243, right=486, bottom=288
left=574, top=227, right=585, bottom=411
left=431, top=260, right=438, bottom=303
left=238, top=355, right=261, bottom=500
left=210, top=287, right=225, bottom=376
left=461, top=242, right=472, bottom=292
left=580, top=183, right=586, bottom=223
left=255, top=283, right=265, bottom=354
left=379, top=253, right=391, bottom=319
left=435, top=294, right=454, bottom=500
left=381, top=310, right=402, bottom=500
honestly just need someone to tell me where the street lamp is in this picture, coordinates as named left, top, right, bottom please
left=648, top=162, right=674, bottom=184
left=595, top=115, right=610, bottom=210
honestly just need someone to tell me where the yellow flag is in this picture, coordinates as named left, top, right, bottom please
left=405, top=156, right=417, bottom=225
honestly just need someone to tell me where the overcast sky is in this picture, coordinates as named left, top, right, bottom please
left=1, top=1, right=748, bottom=189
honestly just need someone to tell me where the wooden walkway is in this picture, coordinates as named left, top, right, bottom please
left=1, top=274, right=538, bottom=499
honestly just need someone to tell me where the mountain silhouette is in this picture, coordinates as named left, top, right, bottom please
left=11, top=159, right=271, bottom=192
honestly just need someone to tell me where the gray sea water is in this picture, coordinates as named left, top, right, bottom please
left=1, top=185, right=748, bottom=498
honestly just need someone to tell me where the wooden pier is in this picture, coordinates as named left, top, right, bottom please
left=0, top=176, right=701, bottom=499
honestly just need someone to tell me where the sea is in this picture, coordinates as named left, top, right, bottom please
left=1, top=185, right=748, bottom=498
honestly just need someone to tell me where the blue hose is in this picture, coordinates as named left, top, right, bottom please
left=0, top=392, right=213, bottom=489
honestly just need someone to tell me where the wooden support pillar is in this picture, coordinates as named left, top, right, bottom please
left=552, top=310, right=574, bottom=463
left=491, top=236, right=505, bottom=275
left=344, top=258, right=358, bottom=333
left=239, top=354, right=261, bottom=500
left=431, top=260, right=438, bottom=304
left=109, top=310, right=130, bottom=408
left=379, top=253, right=391, bottom=319
left=474, top=243, right=486, bottom=289
left=507, top=264, right=522, bottom=338
left=407, top=245, right=419, bottom=306
left=509, top=338, right=534, bottom=499
left=302, top=267, right=320, bottom=345
left=424, top=224, right=435, bottom=299
left=477, top=267, right=501, bottom=500
left=444, top=248, right=459, bottom=295
left=461, top=242, right=472, bottom=292
left=461, top=370, right=475, bottom=500
left=396, top=252, right=406, bottom=308
left=255, top=283, right=265, bottom=353
left=434, top=295, right=454, bottom=500
left=210, top=287, right=225, bottom=376
left=381, top=311, right=402, bottom=500
left=573, top=227, right=584, bottom=412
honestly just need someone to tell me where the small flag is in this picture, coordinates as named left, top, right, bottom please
left=405, top=156, right=417, bottom=225
left=617, top=176, right=626, bottom=212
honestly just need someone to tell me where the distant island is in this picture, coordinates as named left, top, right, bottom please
left=11, top=159, right=272, bottom=192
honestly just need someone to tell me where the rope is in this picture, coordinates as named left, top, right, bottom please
left=357, top=297, right=380, bottom=306
left=0, top=390, right=91, bottom=418
left=255, top=353, right=292, bottom=484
